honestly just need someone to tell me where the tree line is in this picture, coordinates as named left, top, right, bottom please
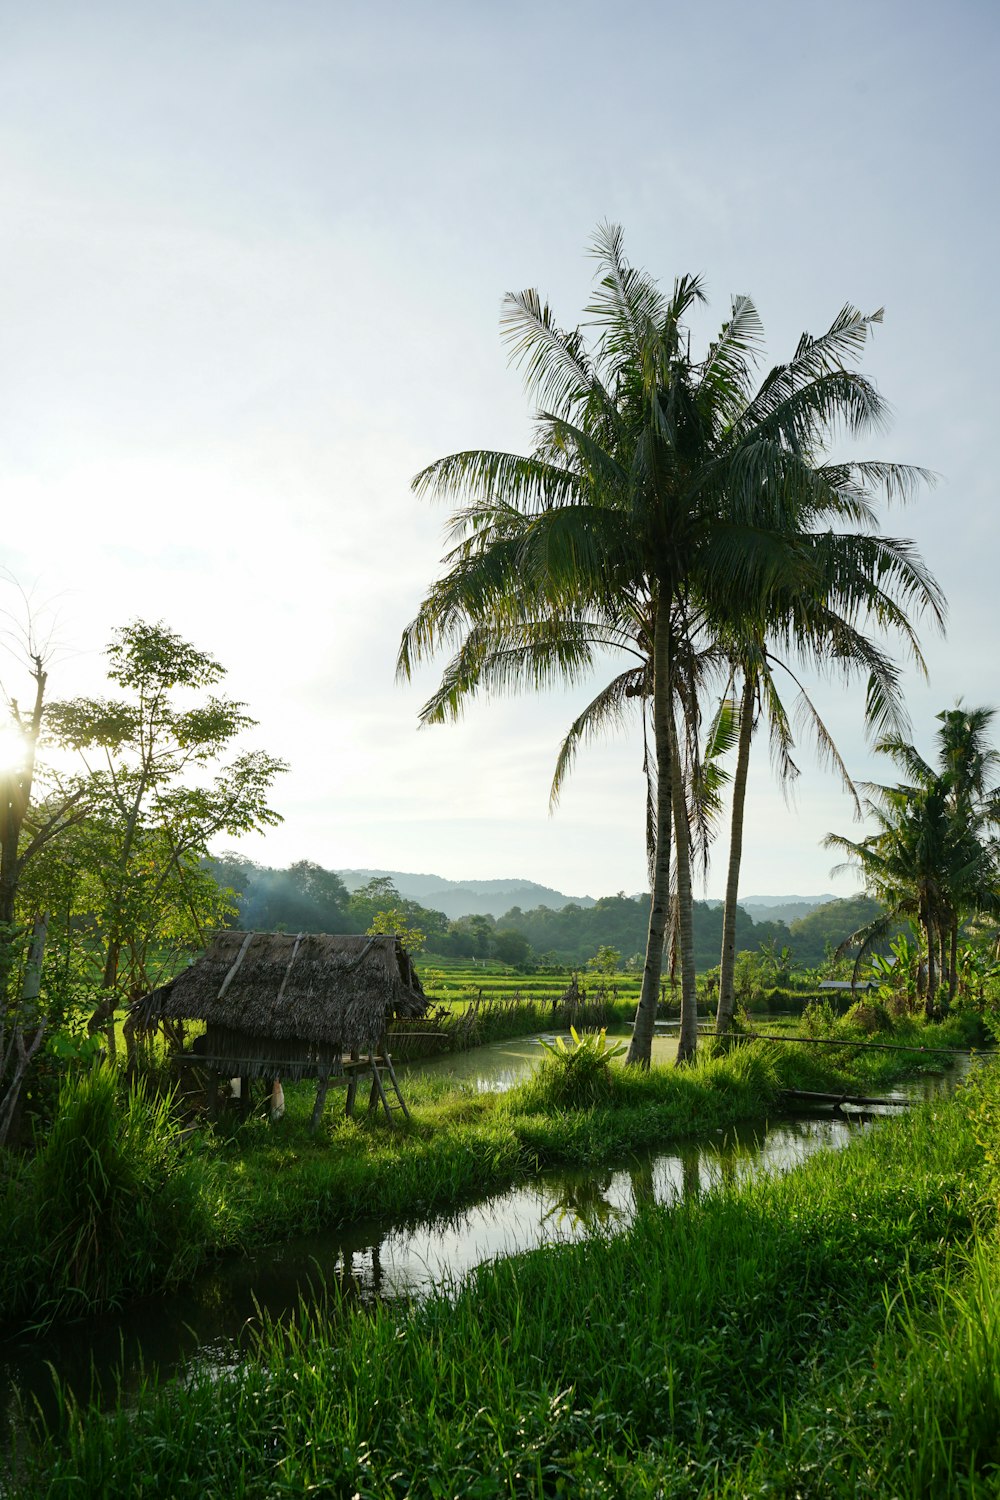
left=205, top=856, right=883, bottom=972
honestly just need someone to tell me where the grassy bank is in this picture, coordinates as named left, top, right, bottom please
left=11, top=1039, right=999, bottom=1496
left=0, top=1011, right=983, bottom=1334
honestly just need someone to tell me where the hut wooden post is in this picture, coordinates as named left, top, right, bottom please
left=310, top=1067, right=331, bottom=1133
left=345, top=1048, right=360, bottom=1117
left=367, top=1031, right=387, bottom=1114
left=367, top=1067, right=382, bottom=1113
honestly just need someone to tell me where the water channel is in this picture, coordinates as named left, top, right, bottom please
left=0, top=1032, right=975, bottom=1439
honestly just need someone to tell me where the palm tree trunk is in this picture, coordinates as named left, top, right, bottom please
left=627, top=604, right=672, bottom=1068
left=948, top=918, right=958, bottom=1008
left=715, top=674, right=755, bottom=1038
left=935, top=922, right=947, bottom=1004
left=669, top=700, right=698, bottom=1064
left=924, top=913, right=937, bottom=1020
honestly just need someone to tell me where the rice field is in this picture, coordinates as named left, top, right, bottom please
left=418, top=960, right=644, bottom=1008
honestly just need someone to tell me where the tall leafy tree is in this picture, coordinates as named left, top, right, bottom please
left=400, top=226, right=938, bottom=1065
left=47, top=621, right=286, bottom=1050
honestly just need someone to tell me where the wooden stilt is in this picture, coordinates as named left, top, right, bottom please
left=367, top=1067, right=381, bottom=1113
left=345, top=1048, right=360, bottom=1117
left=384, top=1055, right=411, bottom=1121
left=310, top=1068, right=331, bottom=1132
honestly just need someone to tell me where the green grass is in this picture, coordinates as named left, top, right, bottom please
left=12, top=1056, right=999, bottom=1496
left=2, top=1013, right=980, bottom=1334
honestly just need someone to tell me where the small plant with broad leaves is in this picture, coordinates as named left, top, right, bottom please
left=537, top=1026, right=628, bottom=1109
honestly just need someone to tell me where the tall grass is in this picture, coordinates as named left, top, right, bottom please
left=2, top=1067, right=223, bottom=1327
left=13, top=1071, right=993, bottom=1497
left=2, top=1015, right=975, bottom=1334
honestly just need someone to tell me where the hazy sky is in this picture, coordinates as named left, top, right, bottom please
left=2, top=1, right=997, bottom=900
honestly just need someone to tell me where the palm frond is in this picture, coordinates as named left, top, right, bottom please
left=500, top=289, right=608, bottom=421
left=585, top=221, right=668, bottom=356
left=698, top=295, right=764, bottom=414
left=412, top=449, right=584, bottom=514
left=550, top=668, right=645, bottom=807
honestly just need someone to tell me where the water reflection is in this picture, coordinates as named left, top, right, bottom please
left=399, top=1028, right=682, bottom=1092
left=0, top=1055, right=971, bottom=1439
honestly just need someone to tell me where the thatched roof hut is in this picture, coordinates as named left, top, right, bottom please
left=130, top=931, right=427, bottom=1082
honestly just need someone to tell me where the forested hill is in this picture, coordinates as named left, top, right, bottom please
left=206, top=854, right=874, bottom=970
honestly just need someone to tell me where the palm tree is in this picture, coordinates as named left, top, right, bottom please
left=713, top=535, right=944, bottom=1038
left=935, top=706, right=1000, bottom=996
left=827, top=776, right=954, bottom=1012
left=826, top=707, right=1000, bottom=1014
left=399, top=226, right=938, bottom=1065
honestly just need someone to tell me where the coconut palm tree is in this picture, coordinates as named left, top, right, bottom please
left=827, top=776, right=955, bottom=1012
left=826, top=707, right=1000, bottom=1014
left=399, top=226, right=939, bottom=1065
left=712, top=533, right=945, bottom=1038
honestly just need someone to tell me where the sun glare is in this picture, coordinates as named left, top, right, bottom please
left=0, top=723, right=27, bottom=777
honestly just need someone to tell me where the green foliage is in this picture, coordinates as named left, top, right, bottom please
left=491, top=926, right=533, bottom=966
left=366, top=907, right=425, bottom=951
left=462, top=893, right=762, bottom=970
left=533, top=1026, right=628, bottom=1108
left=840, top=997, right=895, bottom=1034
left=586, top=944, right=622, bottom=977
left=827, top=707, right=1000, bottom=1006
left=787, top=894, right=885, bottom=964
left=868, top=931, right=920, bottom=1008
left=205, top=852, right=353, bottom=934
left=800, top=996, right=840, bottom=1036
left=13, top=1062, right=989, bottom=1497
left=3, top=1066, right=220, bottom=1324
left=41, top=620, right=286, bottom=1005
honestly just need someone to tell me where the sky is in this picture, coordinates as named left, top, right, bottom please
left=1, top=0, right=997, bottom=902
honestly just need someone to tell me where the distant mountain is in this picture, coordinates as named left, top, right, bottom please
left=738, top=894, right=841, bottom=926
left=700, top=895, right=844, bottom=923
left=336, top=868, right=597, bottom=921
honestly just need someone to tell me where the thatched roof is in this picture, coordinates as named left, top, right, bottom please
left=130, top=932, right=427, bottom=1077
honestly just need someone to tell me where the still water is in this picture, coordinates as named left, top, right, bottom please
left=0, top=1037, right=973, bottom=1434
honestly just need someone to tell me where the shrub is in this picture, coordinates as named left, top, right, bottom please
left=801, top=998, right=839, bottom=1037
left=841, top=1000, right=895, bottom=1036
left=530, top=1028, right=628, bottom=1110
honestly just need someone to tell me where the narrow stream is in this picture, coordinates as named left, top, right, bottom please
left=0, top=1038, right=974, bottom=1437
